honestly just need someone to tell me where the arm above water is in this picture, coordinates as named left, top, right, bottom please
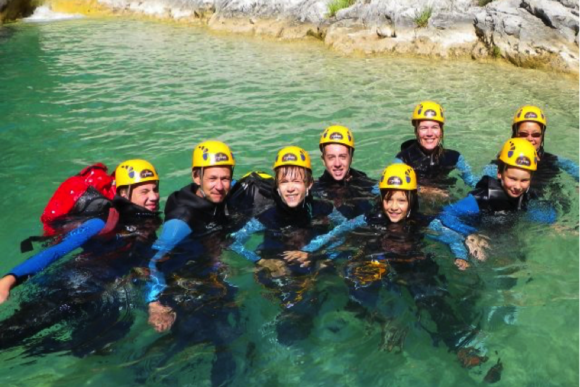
left=439, top=194, right=480, bottom=236
left=456, top=155, right=478, bottom=188
left=481, top=163, right=498, bottom=180
left=228, top=218, right=266, bottom=263
left=428, top=218, right=469, bottom=267
left=145, top=219, right=192, bottom=303
left=526, top=200, right=557, bottom=225
left=0, top=218, right=105, bottom=305
left=556, top=156, right=579, bottom=182
left=302, top=214, right=367, bottom=254
left=9, top=218, right=105, bottom=281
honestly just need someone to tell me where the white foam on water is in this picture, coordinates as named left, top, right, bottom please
left=23, top=5, right=84, bottom=22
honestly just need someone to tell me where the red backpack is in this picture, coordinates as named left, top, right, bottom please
left=21, top=163, right=118, bottom=252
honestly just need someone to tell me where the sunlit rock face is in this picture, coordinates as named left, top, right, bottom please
left=3, top=0, right=578, bottom=74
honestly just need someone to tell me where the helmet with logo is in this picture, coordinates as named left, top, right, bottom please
left=412, top=101, right=445, bottom=126
left=379, top=163, right=417, bottom=190
left=512, top=105, right=547, bottom=133
left=319, top=125, right=355, bottom=151
left=192, top=140, right=235, bottom=169
left=115, top=159, right=159, bottom=188
left=498, top=138, right=538, bottom=171
left=273, top=146, right=312, bottom=170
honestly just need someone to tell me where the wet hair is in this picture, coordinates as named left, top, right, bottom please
left=380, top=189, right=420, bottom=218
left=414, top=121, right=445, bottom=158
left=275, top=166, right=313, bottom=187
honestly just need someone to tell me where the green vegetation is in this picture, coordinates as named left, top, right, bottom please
left=327, top=0, right=356, bottom=18
left=478, top=0, right=495, bottom=6
left=492, top=45, right=502, bottom=58
left=414, top=8, right=432, bottom=28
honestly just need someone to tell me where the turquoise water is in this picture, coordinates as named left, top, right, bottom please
left=0, top=17, right=578, bottom=386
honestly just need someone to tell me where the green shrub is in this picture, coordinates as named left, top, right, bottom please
left=414, top=8, right=432, bottom=28
left=492, top=45, right=501, bottom=58
left=327, top=0, right=356, bottom=18
left=478, top=0, right=494, bottom=6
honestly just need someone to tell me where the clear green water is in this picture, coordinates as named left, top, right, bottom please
left=0, top=17, right=578, bottom=386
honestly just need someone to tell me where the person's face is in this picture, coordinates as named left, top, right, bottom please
left=277, top=169, right=312, bottom=208
left=321, top=144, right=352, bottom=181
left=416, top=120, right=442, bottom=152
left=516, top=121, right=543, bottom=151
left=129, top=182, right=159, bottom=211
left=382, top=190, right=410, bottom=223
left=498, top=167, right=532, bottom=198
left=194, top=166, right=232, bottom=204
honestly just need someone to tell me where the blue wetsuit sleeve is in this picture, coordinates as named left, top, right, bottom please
left=229, top=218, right=266, bottom=263
left=146, top=219, right=192, bottom=303
left=456, top=155, right=477, bottom=188
left=328, top=208, right=348, bottom=225
left=9, top=218, right=105, bottom=280
left=526, top=200, right=557, bottom=225
left=427, top=219, right=469, bottom=261
left=439, top=195, right=480, bottom=236
left=303, top=214, right=367, bottom=253
left=393, top=157, right=404, bottom=164
left=556, top=156, right=579, bottom=182
left=481, top=163, right=498, bottom=179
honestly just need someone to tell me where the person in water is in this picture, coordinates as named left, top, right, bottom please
left=0, top=159, right=160, bottom=305
left=395, top=101, right=477, bottom=197
left=230, top=146, right=347, bottom=344
left=288, top=164, right=485, bottom=363
left=312, top=125, right=376, bottom=219
left=481, top=105, right=579, bottom=195
left=0, top=160, right=162, bottom=356
left=146, top=140, right=238, bottom=331
left=439, top=138, right=556, bottom=261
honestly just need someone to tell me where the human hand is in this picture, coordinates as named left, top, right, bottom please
left=454, top=259, right=470, bottom=271
left=0, top=275, right=17, bottom=305
left=281, top=251, right=311, bottom=268
left=148, top=301, right=176, bottom=333
left=465, top=234, right=490, bottom=261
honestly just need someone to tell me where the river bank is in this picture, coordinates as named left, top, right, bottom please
left=2, top=0, right=578, bottom=76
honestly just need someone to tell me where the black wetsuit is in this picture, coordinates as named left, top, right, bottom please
left=144, top=182, right=243, bottom=387
left=0, top=196, right=161, bottom=357
left=396, top=140, right=461, bottom=187
left=312, top=168, right=376, bottom=219
left=247, top=191, right=337, bottom=345
left=342, top=204, right=481, bottom=352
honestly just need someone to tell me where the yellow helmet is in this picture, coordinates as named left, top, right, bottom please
left=192, top=140, right=235, bottom=169
left=379, top=163, right=418, bottom=190
left=512, top=105, right=547, bottom=131
left=412, top=101, right=445, bottom=126
left=273, top=146, right=312, bottom=170
left=115, top=159, right=159, bottom=188
left=319, top=125, right=355, bottom=151
left=498, top=138, right=538, bottom=171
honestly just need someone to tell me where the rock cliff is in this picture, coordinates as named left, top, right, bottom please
left=2, top=0, right=578, bottom=75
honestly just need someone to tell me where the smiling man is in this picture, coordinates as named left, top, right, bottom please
left=312, top=125, right=376, bottom=219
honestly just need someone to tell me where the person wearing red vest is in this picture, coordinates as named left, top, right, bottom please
left=0, top=159, right=160, bottom=304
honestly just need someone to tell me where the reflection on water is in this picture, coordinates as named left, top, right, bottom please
left=0, top=17, right=578, bottom=386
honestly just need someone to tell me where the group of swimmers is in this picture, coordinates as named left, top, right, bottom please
left=0, top=101, right=577, bottom=381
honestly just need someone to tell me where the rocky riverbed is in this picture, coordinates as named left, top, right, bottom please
left=2, top=0, right=578, bottom=75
